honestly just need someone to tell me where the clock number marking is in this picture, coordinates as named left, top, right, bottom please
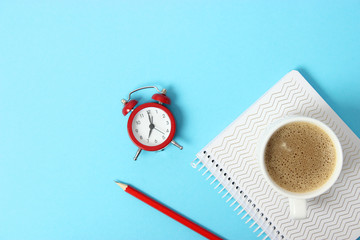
left=162, top=114, right=165, bottom=118
left=166, top=121, right=169, bottom=125
left=155, top=139, right=158, bottom=143
left=135, top=129, right=138, bottom=133
left=147, top=110, right=151, bottom=114
left=166, top=129, right=169, bottom=132
left=162, top=135, right=165, bottom=140
left=140, top=136, right=143, bottom=140
left=136, top=120, right=141, bottom=125
left=140, top=113, right=144, bottom=118
left=147, top=139, right=149, bottom=143
left=155, top=110, right=158, bottom=113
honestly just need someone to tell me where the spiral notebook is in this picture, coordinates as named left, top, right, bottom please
left=191, top=70, right=360, bottom=240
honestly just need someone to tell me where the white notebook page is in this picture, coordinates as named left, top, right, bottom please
left=192, top=70, right=360, bottom=240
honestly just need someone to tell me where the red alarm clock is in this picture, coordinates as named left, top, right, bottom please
left=121, top=86, right=183, bottom=160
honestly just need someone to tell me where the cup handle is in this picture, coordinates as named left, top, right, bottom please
left=288, top=198, right=307, bottom=219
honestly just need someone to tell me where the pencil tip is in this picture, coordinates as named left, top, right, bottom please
left=114, top=180, right=128, bottom=190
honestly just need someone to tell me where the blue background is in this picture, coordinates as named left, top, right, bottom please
left=1, top=1, right=360, bottom=239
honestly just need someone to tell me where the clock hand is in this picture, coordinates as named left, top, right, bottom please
left=147, top=112, right=153, bottom=124
left=148, top=127, right=153, bottom=138
left=154, top=127, right=165, bottom=135
left=148, top=119, right=155, bottom=138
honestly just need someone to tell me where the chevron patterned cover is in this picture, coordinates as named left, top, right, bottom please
left=192, top=70, right=360, bottom=240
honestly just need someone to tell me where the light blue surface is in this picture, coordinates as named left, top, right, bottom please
left=1, top=1, right=360, bottom=239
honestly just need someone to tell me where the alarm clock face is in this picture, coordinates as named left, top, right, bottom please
left=127, top=103, right=176, bottom=151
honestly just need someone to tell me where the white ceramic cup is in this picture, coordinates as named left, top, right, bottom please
left=258, top=116, right=343, bottom=219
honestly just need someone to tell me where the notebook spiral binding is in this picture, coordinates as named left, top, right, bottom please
left=191, top=151, right=285, bottom=240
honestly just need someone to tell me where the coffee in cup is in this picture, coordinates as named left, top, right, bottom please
left=264, top=121, right=337, bottom=193
left=258, top=117, right=343, bottom=219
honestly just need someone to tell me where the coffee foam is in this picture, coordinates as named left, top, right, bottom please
left=265, top=121, right=336, bottom=193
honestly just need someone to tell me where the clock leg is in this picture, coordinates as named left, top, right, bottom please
left=171, top=140, right=183, bottom=150
left=134, top=148, right=142, bottom=161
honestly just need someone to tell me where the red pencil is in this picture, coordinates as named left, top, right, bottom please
left=115, top=181, right=222, bottom=240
